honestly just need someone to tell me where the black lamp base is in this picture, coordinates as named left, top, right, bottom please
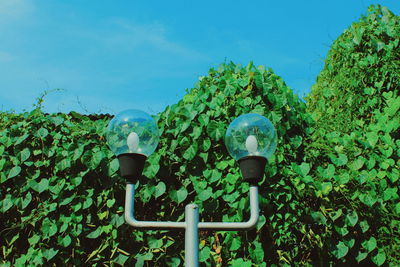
left=238, top=156, right=267, bottom=184
left=117, top=153, right=147, bottom=183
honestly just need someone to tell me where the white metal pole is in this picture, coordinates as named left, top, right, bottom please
left=124, top=184, right=259, bottom=266
left=185, top=204, right=199, bottom=267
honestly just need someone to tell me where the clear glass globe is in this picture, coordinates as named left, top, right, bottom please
left=225, top=113, right=277, bottom=161
left=106, top=109, right=159, bottom=156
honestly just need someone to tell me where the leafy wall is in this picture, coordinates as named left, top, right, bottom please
left=307, top=5, right=400, bottom=134
left=0, top=62, right=318, bottom=266
left=305, top=5, right=400, bottom=266
left=1, top=4, right=399, bottom=267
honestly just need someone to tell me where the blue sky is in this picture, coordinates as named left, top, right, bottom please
left=0, top=0, right=399, bottom=115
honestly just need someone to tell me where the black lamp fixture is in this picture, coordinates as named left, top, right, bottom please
left=225, top=113, right=277, bottom=183
left=105, top=110, right=277, bottom=267
left=105, top=109, right=159, bottom=183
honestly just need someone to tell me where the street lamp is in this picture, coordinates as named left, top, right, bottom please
left=106, top=109, right=159, bottom=183
left=106, top=111, right=277, bottom=267
left=225, top=113, right=277, bottom=184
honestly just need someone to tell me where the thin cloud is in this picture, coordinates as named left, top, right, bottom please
left=106, top=18, right=208, bottom=60
left=0, top=0, right=34, bottom=23
left=235, top=39, right=303, bottom=67
left=0, top=51, right=14, bottom=62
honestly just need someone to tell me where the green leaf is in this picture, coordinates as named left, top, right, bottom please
left=356, top=252, right=368, bottom=263
left=169, top=187, right=188, bottom=204
left=321, top=164, right=335, bottom=178
left=20, top=148, right=31, bottom=162
left=15, top=133, right=29, bottom=145
left=330, top=153, right=348, bottom=166
left=231, top=258, right=252, bottom=267
left=359, top=220, right=369, bottom=233
left=71, top=176, right=82, bottom=186
left=50, top=116, right=64, bottom=126
left=299, top=162, right=310, bottom=176
left=8, top=166, right=21, bottom=179
left=311, top=211, right=327, bottom=225
left=49, top=179, right=66, bottom=195
left=320, top=182, right=332, bottom=195
left=183, top=143, right=198, bottom=161
left=57, top=158, right=71, bottom=171
left=334, top=226, right=349, bottom=236
left=385, top=96, right=400, bottom=116
left=58, top=235, right=72, bottom=247
left=329, top=209, right=342, bottom=221
left=43, top=248, right=58, bottom=261
left=366, top=132, right=378, bottom=147
left=30, top=179, right=49, bottom=193
left=362, top=237, right=377, bottom=252
left=91, top=151, right=105, bottom=169
left=198, top=187, right=213, bottom=201
left=144, top=162, right=160, bottom=178
left=166, top=257, right=181, bottom=266
left=0, top=158, right=6, bottom=171
left=206, top=121, right=225, bottom=141
left=198, top=114, right=209, bottom=127
left=371, top=250, right=386, bottom=266
left=73, top=146, right=84, bottom=161
left=28, top=235, right=40, bottom=245
left=42, top=218, right=58, bottom=237
left=2, top=194, right=13, bottom=212
left=148, top=237, right=163, bottom=249
left=335, top=173, right=350, bottom=185
left=216, top=160, right=228, bottom=170
left=22, top=192, right=32, bottom=209
left=349, top=157, right=365, bottom=171
left=86, top=227, right=102, bottom=239
left=256, top=215, right=266, bottom=231
left=83, top=197, right=93, bottom=209
left=334, top=241, right=349, bottom=259
left=359, top=193, right=377, bottom=207
left=154, top=182, right=166, bottom=198
left=113, top=254, right=129, bottom=265
left=111, top=214, right=125, bottom=228
left=383, top=187, right=398, bottom=201
left=48, top=224, right=58, bottom=237
left=199, top=152, right=208, bottom=163
left=106, top=199, right=115, bottom=208
left=201, top=138, right=211, bottom=152
left=249, top=241, right=264, bottom=263
left=226, top=173, right=239, bottom=184
left=345, top=211, right=358, bottom=227
left=38, top=128, right=49, bottom=138
left=230, top=237, right=241, bottom=251
left=199, top=246, right=211, bottom=262
left=108, top=158, right=119, bottom=175
left=59, top=194, right=75, bottom=206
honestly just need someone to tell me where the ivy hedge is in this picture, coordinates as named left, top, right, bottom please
left=305, top=5, right=400, bottom=266
left=0, top=4, right=399, bottom=267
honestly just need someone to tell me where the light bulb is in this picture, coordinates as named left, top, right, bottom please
left=127, top=132, right=139, bottom=152
left=225, top=113, right=277, bottom=161
left=106, top=109, right=159, bottom=156
left=245, top=135, right=258, bottom=153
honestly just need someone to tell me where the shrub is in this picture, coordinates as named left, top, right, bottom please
left=306, top=5, right=400, bottom=266
left=0, top=62, right=316, bottom=266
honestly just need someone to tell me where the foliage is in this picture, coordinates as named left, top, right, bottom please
left=154, top=61, right=314, bottom=266
left=0, top=109, right=127, bottom=266
left=306, top=4, right=400, bottom=266
left=307, top=5, right=400, bottom=134
left=0, top=4, right=399, bottom=266
left=0, top=62, right=316, bottom=266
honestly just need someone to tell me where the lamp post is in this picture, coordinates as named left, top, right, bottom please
left=106, top=110, right=277, bottom=267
